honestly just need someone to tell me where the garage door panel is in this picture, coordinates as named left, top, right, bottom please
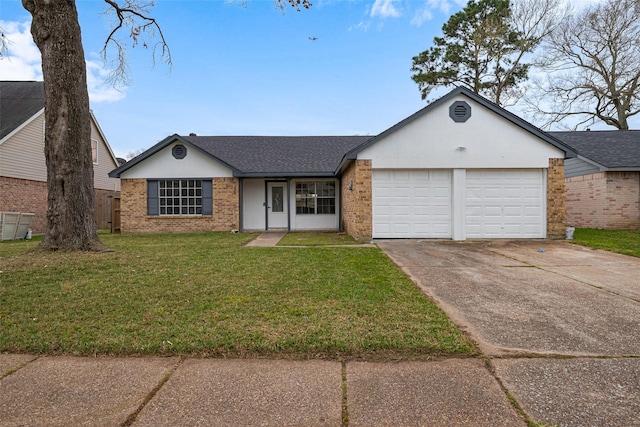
left=373, top=170, right=452, bottom=238
left=465, top=169, right=544, bottom=238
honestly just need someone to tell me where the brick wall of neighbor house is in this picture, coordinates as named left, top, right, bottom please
left=566, top=172, right=640, bottom=230
left=0, top=177, right=119, bottom=234
left=0, top=176, right=47, bottom=234
left=341, top=159, right=372, bottom=239
left=547, top=158, right=566, bottom=237
left=120, top=178, right=239, bottom=233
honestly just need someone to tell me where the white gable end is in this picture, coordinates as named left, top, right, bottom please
left=358, top=95, right=564, bottom=169
left=120, top=141, right=233, bottom=179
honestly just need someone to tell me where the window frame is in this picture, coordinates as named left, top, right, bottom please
left=91, top=139, right=98, bottom=164
left=147, top=179, right=213, bottom=216
left=295, top=180, right=336, bottom=215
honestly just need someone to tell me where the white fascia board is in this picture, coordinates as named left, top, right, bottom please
left=0, top=108, right=44, bottom=145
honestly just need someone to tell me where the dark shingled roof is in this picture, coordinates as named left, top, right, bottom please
left=181, top=135, right=372, bottom=175
left=550, top=131, right=640, bottom=169
left=0, top=81, right=45, bottom=140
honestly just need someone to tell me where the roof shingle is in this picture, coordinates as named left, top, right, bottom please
left=550, top=131, right=640, bottom=169
left=0, top=81, right=45, bottom=140
left=182, top=135, right=372, bottom=175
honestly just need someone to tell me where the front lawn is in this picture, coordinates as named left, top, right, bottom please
left=0, top=233, right=474, bottom=359
left=572, top=228, right=640, bottom=258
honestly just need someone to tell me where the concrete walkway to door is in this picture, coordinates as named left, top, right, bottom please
left=244, top=231, right=287, bottom=247
left=379, top=239, right=640, bottom=427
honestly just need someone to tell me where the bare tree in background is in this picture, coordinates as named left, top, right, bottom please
left=21, top=0, right=310, bottom=251
left=527, top=0, right=640, bottom=130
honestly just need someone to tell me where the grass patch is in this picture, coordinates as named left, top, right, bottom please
left=277, top=231, right=363, bottom=246
left=572, top=228, right=640, bottom=258
left=0, top=232, right=474, bottom=359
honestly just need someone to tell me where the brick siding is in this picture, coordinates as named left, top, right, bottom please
left=0, top=176, right=47, bottom=234
left=341, top=160, right=372, bottom=240
left=0, top=177, right=118, bottom=234
left=566, top=171, right=640, bottom=230
left=547, top=158, right=567, bottom=237
left=120, top=178, right=239, bottom=233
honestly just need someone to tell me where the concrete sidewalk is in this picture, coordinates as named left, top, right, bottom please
left=244, top=231, right=287, bottom=247
left=0, top=355, right=526, bottom=426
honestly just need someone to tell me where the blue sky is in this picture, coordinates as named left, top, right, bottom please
left=0, top=0, right=618, bottom=159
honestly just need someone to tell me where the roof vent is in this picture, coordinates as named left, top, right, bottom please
left=449, top=101, right=471, bottom=123
left=189, top=133, right=197, bottom=136
left=172, top=144, right=187, bottom=159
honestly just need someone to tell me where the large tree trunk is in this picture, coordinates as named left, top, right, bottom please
left=23, top=0, right=108, bottom=251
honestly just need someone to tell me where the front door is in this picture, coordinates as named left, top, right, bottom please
left=267, top=182, right=288, bottom=229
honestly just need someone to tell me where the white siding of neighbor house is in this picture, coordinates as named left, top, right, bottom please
left=91, top=120, right=121, bottom=192
left=357, top=95, right=564, bottom=168
left=120, top=141, right=233, bottom=179
left=0, top=112, right=46, bottom=182
left=0, top=112, right=120, bottom=192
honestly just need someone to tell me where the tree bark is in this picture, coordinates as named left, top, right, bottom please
left=23, top=0, right=108, bottom=251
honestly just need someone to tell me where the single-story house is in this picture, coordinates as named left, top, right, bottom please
left=550, top=130, right=640, bottom=230
left=109, top=87, right=576, bottom=240
left=0, top=81, right=122, bottom=233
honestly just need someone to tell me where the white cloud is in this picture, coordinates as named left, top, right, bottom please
left=410, top=6, right=433, bottom=26
left=370, top=0, right=401, bottom=18
left=348, top=21, right=372, bottom=32
left=86, top=58, right=126, bottom=103
left=0, top=20, right=42, bottom=80
left=0, top=19, right=126, bottom=103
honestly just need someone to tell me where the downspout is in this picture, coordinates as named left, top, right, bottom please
left=338, top=176, right=343, bottom=232
left=239, top=177, right=244, bottom=232
left=287, top=178, right=291, bottom=232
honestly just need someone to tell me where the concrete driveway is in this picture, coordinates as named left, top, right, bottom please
left=379, top=239, right=640, bottom=426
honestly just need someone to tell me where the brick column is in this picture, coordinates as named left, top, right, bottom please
left=341, top=159, right=372, bottom=239
left=547, top=158, right=566, bottom=238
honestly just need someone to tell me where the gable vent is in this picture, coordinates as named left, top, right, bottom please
left=449, top=101, right=471, bottom=123
left=172, top=144, right=187, bottom=159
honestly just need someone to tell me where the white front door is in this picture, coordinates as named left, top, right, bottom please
left=267, top=182, right=288, bottom=229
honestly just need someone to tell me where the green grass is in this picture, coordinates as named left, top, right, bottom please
left=277, top=231, right=364, bottom=246
left=0, top=233, right=474, bottom=359
left=572, top=228, right=640, bottom=258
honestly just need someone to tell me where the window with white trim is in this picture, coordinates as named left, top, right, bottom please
left=159, top=179, right=203, bottom=215
left=91, top=139, right=98, bottom=164
left=295, top=181, right=336, bottom=215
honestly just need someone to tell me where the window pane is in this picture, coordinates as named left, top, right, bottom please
left=272, top=186, right=284, bottom=213
left=157, top=179, right=204, bottom=216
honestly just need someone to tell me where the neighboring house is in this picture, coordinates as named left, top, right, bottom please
left=0, top=81, right=121, bottom=234
left=109, top=87, right=576, bottom=240
left=550, top=131, right=640, bottom=230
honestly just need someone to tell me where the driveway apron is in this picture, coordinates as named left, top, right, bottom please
left=379, top=239, right=640, bottom=427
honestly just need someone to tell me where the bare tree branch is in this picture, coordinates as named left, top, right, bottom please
left=101, top=0, right=172, bottom=86
left=527, top=0, right=640, bottom=129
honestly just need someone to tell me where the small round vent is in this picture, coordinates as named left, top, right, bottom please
left=449, top=101, right=471, bottom=123
left=172, top=144, right=187, bottom=159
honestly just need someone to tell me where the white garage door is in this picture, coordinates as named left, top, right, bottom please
left=465, top=169, right=545, bottom=238
left=372, top=170, right=452, bottom=238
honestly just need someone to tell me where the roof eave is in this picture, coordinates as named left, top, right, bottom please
left=0, top=108, right=44, bottom=145
left=346, top=87, right=578, bottom=159
left=109, top=134, right=242, bottom=178
left=235, top=172, right=338, bottom=178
